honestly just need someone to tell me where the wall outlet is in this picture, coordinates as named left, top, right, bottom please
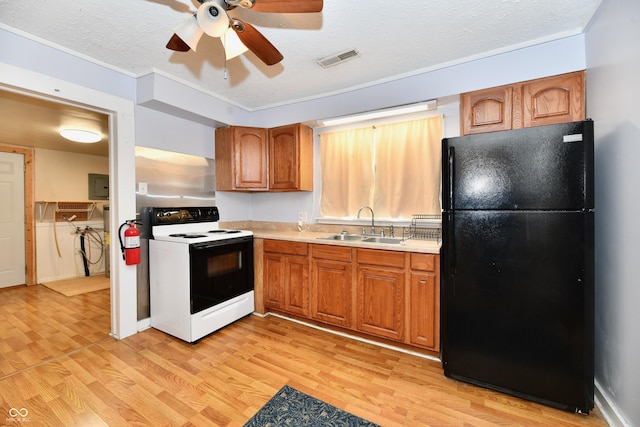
left=138, top=182, right=148, bottom=195
left=298, top=212, right=307, bottom=222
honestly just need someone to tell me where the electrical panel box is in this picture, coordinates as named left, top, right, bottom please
left=88, top=173, right=109, bottom=200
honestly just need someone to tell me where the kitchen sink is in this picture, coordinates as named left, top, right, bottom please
left=362, top=237, right=403, bottom=244
left=318, top=234, right=403, bottom=245
left=319, top=234, right=365, bottom=241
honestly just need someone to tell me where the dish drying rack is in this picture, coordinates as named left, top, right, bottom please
left=403, top=214, right=442, bottom=243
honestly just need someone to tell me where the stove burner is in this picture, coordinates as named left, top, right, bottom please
left=169, top=233, right=208, bottom=238
left=226, top=230, right=241, bottom=233
left=208, top=230, right=227, bottom=233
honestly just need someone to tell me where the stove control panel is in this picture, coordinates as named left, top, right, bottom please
left=152, top=207, right=220, bottom=225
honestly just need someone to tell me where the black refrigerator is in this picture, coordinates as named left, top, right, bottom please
left=440, top=120, right=594, bottom=414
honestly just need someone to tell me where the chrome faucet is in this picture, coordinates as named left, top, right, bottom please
left=357, top=205, right=376, bottom=235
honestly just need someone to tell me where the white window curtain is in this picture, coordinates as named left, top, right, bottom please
left=320, top=115, right=443, bottom=219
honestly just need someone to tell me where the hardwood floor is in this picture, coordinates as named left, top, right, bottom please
left=0, top=285, right=608, bottom=426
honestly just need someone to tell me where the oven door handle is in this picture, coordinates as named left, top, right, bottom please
left=190, top=236, right=252, bottom=251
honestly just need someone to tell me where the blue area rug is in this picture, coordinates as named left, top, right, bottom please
left=244, top=385, right=380, bottom=427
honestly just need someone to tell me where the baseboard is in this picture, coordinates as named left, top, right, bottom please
left=264, top=312, right=440, bottom=363
left=137, top=317, right=151, bottom=332
left=595, top=379, right=629, bottom=426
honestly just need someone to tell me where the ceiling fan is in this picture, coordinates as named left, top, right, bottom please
left=166, top=0, right=323, bottom=65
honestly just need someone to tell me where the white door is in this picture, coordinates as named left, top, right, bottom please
left=0, top=151, right=26, bottom=288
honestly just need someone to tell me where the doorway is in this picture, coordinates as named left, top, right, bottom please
left=0, top=151, right=26, bottom=288
left=1, top=62, right=138, bottom=340
left=0, top=145, right=35, bottom=287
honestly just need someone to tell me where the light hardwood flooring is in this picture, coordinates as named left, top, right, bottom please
left=0, top=285, right=608, bottom=426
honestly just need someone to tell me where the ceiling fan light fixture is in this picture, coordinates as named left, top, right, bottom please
left=60, top=129, right=102, bottom=143
left=175, top=14, right=203, bottom=52
left=221, top=28, right=249, bottom=60
left=197, top=1, right=230, bottom=38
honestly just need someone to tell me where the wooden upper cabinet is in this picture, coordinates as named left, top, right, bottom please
left=522, top=72, right=585, bottom=128
left=215, top=126, right=268, bottom=191
left=461, top=85, right=514, bottom=135
left=269, top=123, right=313, bottom=191
left=461, top=71, right=585, bottom=135
left=215, top=123, right=313, bottom=192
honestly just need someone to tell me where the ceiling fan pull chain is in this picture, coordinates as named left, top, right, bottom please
left=223, top=31, right=228, bottom=80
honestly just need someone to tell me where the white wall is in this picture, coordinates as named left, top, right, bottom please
left=585, top=0, right=640, bottom=425
left=33, top=148, right=109, bottom=282
left=134, top=106, right=214, bottom=158
left=36, top=220, right=105, bottom=282
left=34, top=148, right=109, bottom=216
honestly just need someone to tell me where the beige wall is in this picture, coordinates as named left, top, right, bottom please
left=34, top=148, right=109, bottom=220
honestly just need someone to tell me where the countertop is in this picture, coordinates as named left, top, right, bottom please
left=250, top=229, right=441, bottom=254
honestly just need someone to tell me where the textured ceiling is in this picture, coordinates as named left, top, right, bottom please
left=1, top=0, right=602, bottom=111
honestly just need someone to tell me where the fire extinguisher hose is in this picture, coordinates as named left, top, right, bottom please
left=118, top=222, right=127, bottom=261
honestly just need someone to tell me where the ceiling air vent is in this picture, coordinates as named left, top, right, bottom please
left=316, top=49, right=360, bottom=68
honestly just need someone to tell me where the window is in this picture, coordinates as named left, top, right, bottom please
left=319, top=115, right=443, bottom=219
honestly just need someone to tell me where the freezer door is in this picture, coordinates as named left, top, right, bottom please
left=442, top=121, right=593, bottom=211
left=441, top=210, right=594, bottom=413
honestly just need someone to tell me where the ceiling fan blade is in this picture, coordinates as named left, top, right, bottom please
left=166, top=34, right=191, bottom=52
left=231, top=19, right=283, bottom=65
left=247, top=0, right=323, bottom=13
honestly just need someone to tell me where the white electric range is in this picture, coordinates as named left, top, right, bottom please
left=147, top=207, right=254, bottom=342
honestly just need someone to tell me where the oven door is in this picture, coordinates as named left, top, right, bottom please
left=189, top=236, right=254, bottom=314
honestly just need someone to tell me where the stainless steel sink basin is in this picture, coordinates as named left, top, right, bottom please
left=319, top=234, right=365, bottom=241
left=318, top=234, right=403, bottom=245
left=362, top=237, right=403, bottom=244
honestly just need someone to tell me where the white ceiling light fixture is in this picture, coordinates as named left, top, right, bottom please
left=317, top=99, right=438, bottom=127
left=221, top=28, right=249, bottom=60
left=60, top=129, right=102, bottom=143
left=174, top=14, right=203, bottom=52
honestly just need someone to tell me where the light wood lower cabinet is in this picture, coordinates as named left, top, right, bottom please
left=356, top=249, right=405, bottom=340
left=310, top=244, right=353, bottom=327
left=262, top=239, right=440, bottom=353
left=263, top=240, right=309, bottom=316
left=408, top=253, right=440, bottom=351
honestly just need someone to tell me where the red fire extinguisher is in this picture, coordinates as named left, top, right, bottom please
left=118, top=220, right=141, bottom=265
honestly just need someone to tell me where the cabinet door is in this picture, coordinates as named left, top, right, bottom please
left=269, top=124, right=313, bottom=191
left=263, top=253, right=284, bottom=310
left=356, top=266, right=405, bottom=340
left=284, top=254, right=309, bottom=316
left=408, top=271, right=439, bottom=350
left=310, top=245, right=352, bottom=327
left=522, top=71, right=585, bottom=128
left=233, top=127, right=268, bottom=189
left=269, top=124, right=299, bottom=190
left=461, top=86, right=513, bottom=135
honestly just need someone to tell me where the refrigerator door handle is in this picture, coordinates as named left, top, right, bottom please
left=448, top=146, right=456, bottom=273
left=448, top=146, right=455, bottom=211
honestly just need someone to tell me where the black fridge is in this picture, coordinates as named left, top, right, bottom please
left=440, top=120, right=594, bottom=414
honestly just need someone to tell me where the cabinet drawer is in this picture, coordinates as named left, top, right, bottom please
left=410, top=253, right=436, bottom=272
left=356, top=248, right=405, bottom=269
left=264, top=239, right=308, bottom=256
left=311, top=244, right=352, bottom=262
